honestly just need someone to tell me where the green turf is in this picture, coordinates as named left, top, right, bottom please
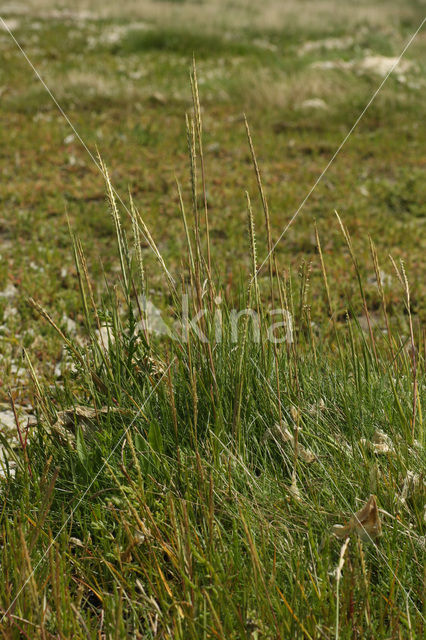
left=0, top=1, right=425, bottom=637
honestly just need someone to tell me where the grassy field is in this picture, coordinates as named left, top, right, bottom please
left=0, top=1, right=425, bottom=637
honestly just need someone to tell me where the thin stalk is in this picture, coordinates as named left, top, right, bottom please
left=176, top=177, right=195, bottom=277
left=315, top=223, right=344, bottom=364
left=244, top=115, right=274, bottom=304
left=99, top=155, right=129, bottom=293
left=389, top=256, right=418, bottom=442
left=335, top=211, right=378, bottom=366
left=369, top=236, right=395, bottom=360
left=190, top=59, right=212, bottom=288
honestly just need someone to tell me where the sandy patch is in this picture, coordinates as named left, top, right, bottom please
left=298, top=36, right=355, bottom=55
left=312, top=54, right=414, bottom=81
left=0, top=18, right=20, bottom=31
left=299, top=98, right=328, bottom=110
left=358, top=55, right=413, bottom=77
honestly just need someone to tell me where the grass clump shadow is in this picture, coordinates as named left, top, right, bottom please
left=119, top=27, right=256, bottom=59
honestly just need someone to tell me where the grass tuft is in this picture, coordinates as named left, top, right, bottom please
left=1, top=77, right=424, bottom=637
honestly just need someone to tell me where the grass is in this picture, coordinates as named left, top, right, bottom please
left=1, top=0, right=425, bottom=404
left=1, top=67, right=425, bottom=638
left=0, top=0, right=425, bottom=637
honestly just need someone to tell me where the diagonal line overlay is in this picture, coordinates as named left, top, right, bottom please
left=1, top=359, right=175, bottom=623
left=0, top=16, right=174, bottom=284
left=1, top=8, right=424, bottom=627
left=252, top=357, right=425, bottom=623
left=253, top=16, right=426, bottom=281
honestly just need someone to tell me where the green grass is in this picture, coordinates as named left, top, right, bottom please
left=1, top=71, right=425, bottom=637
left=0, top=1, right=425, bottom=637
left=119, top=27, right=256, bottom=58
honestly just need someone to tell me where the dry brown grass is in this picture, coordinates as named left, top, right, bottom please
left=232, top=65, right=354, bottom=111
left=10, top=0, right=418, bottom=33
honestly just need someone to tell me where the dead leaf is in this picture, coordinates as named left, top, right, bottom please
left=290, top=406, right=300, bottom=422
left=307, top=397, right=326, bottom=415
left=398, top=471, right=425, bottom=506
left=288, top=473, right=302, bottom=502
left=360, top=429, right=394, bottom=455
left=368, top=463, right=381, bottom=494
left=332, top=495, right=382, bottom=542
left=69, top=537, right=85, bottom=548
left=50, top=406, right=126, bottom=446
left=273, top=423, right=317, bottom=463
